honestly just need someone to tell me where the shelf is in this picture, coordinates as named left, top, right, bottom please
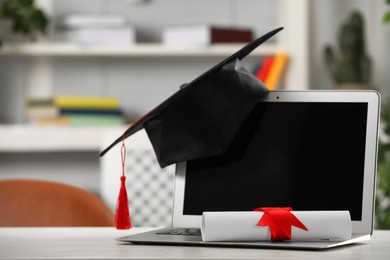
left=0, top=42, right=281, bottom=57
left=0, top=125, right=125, bottom=152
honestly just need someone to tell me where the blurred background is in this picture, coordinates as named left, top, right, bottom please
left=1, top=0, right=390, bottom=228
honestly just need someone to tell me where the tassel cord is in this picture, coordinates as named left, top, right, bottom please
left=115, top=134, right=132, bottom=229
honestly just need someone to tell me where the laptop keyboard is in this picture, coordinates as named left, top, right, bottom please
left=156, top=228, right=201, bottom=236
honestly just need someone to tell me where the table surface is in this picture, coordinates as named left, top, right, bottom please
left=1, top=227, right=390, bottom=260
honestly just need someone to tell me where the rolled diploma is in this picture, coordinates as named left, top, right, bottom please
left=201, top=211, right=351, bottom=242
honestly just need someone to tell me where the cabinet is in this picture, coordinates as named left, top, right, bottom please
left=0, top=0, right=309, bottom=192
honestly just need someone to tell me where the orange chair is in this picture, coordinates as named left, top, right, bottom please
left=0, top=179, right=114, bottom=227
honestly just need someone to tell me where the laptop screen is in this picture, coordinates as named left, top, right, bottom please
left=182, top=101, right=368, bottom=221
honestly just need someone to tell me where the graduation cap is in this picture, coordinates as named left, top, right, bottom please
left=100, top=27, right=283, bottom=168
left=102, top=27, right=283, bottom=229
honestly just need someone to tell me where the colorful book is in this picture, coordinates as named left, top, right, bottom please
left=34, top=117, right=70, bottom=126
left=34, top=115, right=124, bottom=126
left=67, top=114, right=125, bottom=126
left=255, top=55, right=274, bottom=82
left=26, top=97, right=54, bottom=107
left=26, top=95, right=125, bottom=126
left=27, top=108, right=125, bottom=122
left=60, top=108, right=123, bottom=116
left=264, top=52, right=289, bottom=90
left=27, top=96, right=120, bottom=110
left=26, top=105, right=58, bottom=119
left=54, top=96, right=120, bottom=110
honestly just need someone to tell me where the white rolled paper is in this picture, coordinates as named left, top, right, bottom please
left=201, top=211, right=351, bottom=242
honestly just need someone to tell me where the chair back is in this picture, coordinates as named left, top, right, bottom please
left=0, top=179, right=114, bottom=227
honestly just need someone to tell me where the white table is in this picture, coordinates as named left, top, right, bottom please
left=1, top=227, right=390, bottom=260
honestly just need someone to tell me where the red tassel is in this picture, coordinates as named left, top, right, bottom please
left=115, top=135, right=132, bottom=229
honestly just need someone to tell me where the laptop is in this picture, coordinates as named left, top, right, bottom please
left=118, top=90, right=381, bottom=250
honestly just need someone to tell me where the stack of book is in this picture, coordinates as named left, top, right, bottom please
left=55, top=13, right=136, bottom=45
left=162, top=24, right=253, bottom=46
left=253, top=52, right=289, bottom=90
left=26, top=95, right=125, bottom=127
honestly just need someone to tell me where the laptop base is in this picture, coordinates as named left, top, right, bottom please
left=117, top=228, right=371, bottom=250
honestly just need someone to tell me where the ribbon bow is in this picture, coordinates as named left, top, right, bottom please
left=253, top=207, right=308, bottom=241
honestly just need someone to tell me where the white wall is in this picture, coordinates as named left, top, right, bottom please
left=310, top=0, right=390, bottom=100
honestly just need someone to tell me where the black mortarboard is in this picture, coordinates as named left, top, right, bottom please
left=100, top=27, right=283, bottom=168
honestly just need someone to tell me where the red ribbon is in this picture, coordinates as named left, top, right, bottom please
left=253, top=207, right=308, bottom=241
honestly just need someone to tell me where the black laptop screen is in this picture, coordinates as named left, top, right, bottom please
left=183, top=102, right=368, bottom=221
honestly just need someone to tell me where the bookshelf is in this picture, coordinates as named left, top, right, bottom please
left=0, top=42, right=282, bottom=153
left=0, top=43, right=280, bottom=57
left=0, top=0, right=309, bottom=194
left=0, top=0, right=309, bottom=152
left=0, top=125, right=124, bottom=152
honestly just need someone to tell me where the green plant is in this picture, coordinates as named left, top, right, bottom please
left=323, top=11, right=371, bottom=85
left=0, top=0, right=48, bottom=46
left=384, top=0, right=390, bottom=25
left=377, top=100, right=390, bottom=229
